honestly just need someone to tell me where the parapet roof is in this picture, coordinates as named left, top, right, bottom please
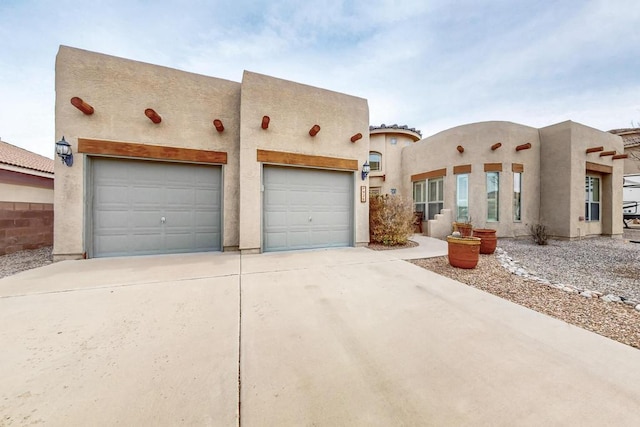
left=369, top=124, right=422, bottom=141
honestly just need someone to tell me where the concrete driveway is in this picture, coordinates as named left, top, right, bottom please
left=1, top=246, right=639, bottom=426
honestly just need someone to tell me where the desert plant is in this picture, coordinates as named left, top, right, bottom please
left=528, top=223, right=549, bottom=245
left=369, top=194, right=414, bottom=245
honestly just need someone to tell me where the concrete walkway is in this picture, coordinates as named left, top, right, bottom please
left=1, top=243, right=640, bottom=426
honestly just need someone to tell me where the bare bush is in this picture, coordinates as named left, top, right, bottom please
left=528, top=223, right=549, bottom=245
left=369, top=194, right=414, bottom=246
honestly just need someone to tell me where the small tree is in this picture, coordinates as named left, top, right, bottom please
left=369, top=194, right=414, bottom=245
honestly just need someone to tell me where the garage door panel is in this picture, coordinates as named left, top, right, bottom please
left=263, top=166, right=353, bottom=252
left=92, top=158, right=222, bottom=257
left=166, top=188, right=195, bottom=205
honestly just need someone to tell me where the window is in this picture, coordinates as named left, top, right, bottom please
left=413, top=181, right=426, bottom=214
left=427, top=177, right=444, bottom=220
left=456, top=174, right=469, bottom=222
left=487, top=172, right=499, bottom=222
left=369, top=152, right=381, bottom=171
left=585, top=176, right=600, bottom=221
left=513, top=172, right=522, bottom=222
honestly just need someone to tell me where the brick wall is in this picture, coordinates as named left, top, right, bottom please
left=0, top=202, right=53, bottom=256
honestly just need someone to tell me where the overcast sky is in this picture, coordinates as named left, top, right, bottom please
left=1, top=0, right=639, bottom=159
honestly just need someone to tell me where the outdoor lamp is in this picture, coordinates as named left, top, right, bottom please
left=361, top=161, right=370, bottom=181
left=55, top=136, right=73, bottom=167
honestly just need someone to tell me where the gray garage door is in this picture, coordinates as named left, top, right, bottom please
left=92, top=158, right=222, bottom=257
left=263, top=166, right=353, bottom=252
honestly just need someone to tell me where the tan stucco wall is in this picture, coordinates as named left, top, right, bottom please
left=540, top=121, right=623, bottom=239
left=239, top=71, right=370, bottom=252
left=368, top=133, right=416, bottom=195
left=0, top=182, right=53, bottom=204
left=55, top=46, right=241, bottom=259
left=402, top=122, right=541, bottom=238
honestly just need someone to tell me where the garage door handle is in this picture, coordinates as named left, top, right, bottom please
left=309, top=216, right=312, bottom=222
left=161, top=217, right=166, bottom=224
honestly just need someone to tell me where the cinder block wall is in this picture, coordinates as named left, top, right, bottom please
left=0, top=202, right=53, bottom=255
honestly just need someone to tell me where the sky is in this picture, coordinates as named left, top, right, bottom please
left=1, top=0, right=639, bottom=159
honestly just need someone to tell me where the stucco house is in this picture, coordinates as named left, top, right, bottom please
left=396, top=121, right=624, bottom=240
left=368, top=124, right=422, bottom=196
left=54, top=46, right=369, bottom=260
left=0, top=139, right=54, bottom=255
left=54, top=46, right=625, bottom=260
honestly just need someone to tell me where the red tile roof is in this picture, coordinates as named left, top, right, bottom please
left=0, top=140, right=54, bottom=174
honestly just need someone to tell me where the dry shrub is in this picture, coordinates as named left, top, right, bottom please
left=528, top=223, right=549, bottom=245
left=369, top=194, right=414, bottom=245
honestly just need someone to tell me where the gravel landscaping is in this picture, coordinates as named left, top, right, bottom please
left=412, top=228, right=640, bottom=350
left=0, top=246, right=52, bottom=279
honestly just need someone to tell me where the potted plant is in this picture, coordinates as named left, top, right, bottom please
left=452, top=218, right=473, bottom=237
left=473, top=228, right=497, bottom=254
left=446, top=235, right=481, bottom=269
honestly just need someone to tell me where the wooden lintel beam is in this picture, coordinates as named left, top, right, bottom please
left=257, top=149, right=357, bottom=170
left=411, top=168, right=447, bottom=182
left=515, top=142, right=532, bottom=151
left=78, top=138, right=227, bottom=164
left=613, top=154, right=628, bottom=160
left=599, top=151, right=616, bottom=157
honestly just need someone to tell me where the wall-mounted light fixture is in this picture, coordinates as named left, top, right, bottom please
left=213, top=119, right=224, bottom=132
left=361, top=161, right=370, bottom=181
left=145, top=108, right=162, bottom=124
left=309, top=124, right=321, bottom=137
left=55, top=136, right=73, bottom=167
left=261, top=116, right=270, bottom=129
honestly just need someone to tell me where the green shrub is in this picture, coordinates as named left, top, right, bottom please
left=369, top=194, right=414, bottom=245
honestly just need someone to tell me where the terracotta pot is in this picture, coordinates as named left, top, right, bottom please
left=473, top=228, right=497, bottom=254
left=454, top=222, right=473, bottom=237
left=447, top=236, right=481, bottom=269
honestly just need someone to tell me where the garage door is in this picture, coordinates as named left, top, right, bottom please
left=263, top=166, right=353, bottom=252
left=92, top=158, right=222, bottom=257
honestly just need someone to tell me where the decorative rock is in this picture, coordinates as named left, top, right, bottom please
left=602, top=294, right=622, bottom=303
left=497, top=246, right=637, bottom=305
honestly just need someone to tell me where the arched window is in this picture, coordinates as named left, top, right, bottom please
left=369, top=152, right=381, bottom=171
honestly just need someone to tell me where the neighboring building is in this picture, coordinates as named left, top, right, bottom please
left=609, top=128, right=640, bottom=212
left=609, top=128, right=640, bottom=176
left=0, top=139, right=54, bottom=255
left=54, top=46, right=369, bottom=260
left=368, top=124, right=421, bottom=196
left=401, top=121, right=624, bottom=240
